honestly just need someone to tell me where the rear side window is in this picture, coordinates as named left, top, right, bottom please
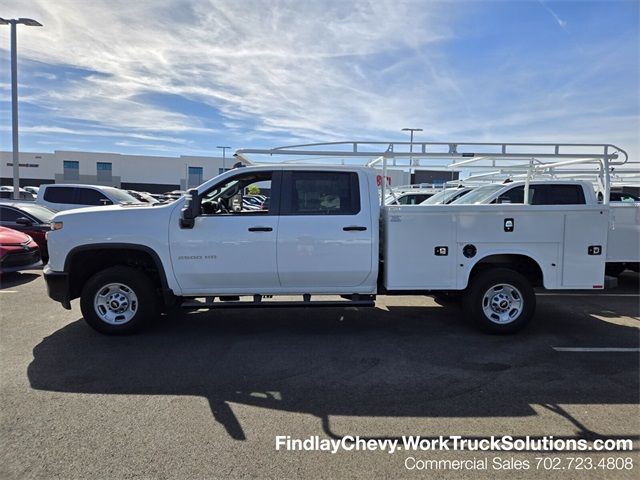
left=534, top=185, right=585, bottom=205
left=77, top=188, right=112, bottom=206
left=44, top=187, right=77, bottom=204
left=284, top=171, right=360, bottom=215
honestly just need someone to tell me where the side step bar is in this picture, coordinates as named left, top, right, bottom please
left=181, top=294, right=376, bottom=310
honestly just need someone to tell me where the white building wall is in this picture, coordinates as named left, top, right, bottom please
left=0, top=150, right=243, bottom=192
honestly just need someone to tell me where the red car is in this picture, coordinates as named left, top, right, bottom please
left=0, top=226, right=41, bottom=274
left=0, top=202, right=55, bottom=262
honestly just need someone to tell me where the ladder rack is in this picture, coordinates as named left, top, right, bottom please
left=237, top=141, right=628, bottom=164
left=235, top=141, right=630, bottom=206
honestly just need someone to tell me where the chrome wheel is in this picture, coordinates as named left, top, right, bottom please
left=481, top=283, right=523, bottom=324
left=94, top=282, right=139, bottom=325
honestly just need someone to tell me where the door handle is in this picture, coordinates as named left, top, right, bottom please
left=343, top=226, right=367, bottom=231
left=248, top=226, right=273, bottom=232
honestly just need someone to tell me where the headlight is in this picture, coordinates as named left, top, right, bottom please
left=50, top=221, right=64, bottom=231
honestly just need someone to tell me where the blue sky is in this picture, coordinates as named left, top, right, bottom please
left=0, top=0, right=638, bottom=160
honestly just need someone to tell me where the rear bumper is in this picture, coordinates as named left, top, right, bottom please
left=43, top=265, right=71, bottom=310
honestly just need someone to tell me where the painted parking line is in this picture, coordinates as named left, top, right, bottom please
left=553, top=347, right=640, bottom=352
left=538, top=293, right=639, bottom=297
left=0, top=290, right=18, bottom=293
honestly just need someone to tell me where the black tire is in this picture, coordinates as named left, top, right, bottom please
left=463, top=268, right=535, bottom=334
left=80, top=266, right=159, bottom=335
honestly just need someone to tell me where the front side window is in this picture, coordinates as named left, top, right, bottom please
left=284, top=171, right=360, bottom=215
left=495, top=186, right=525, bottom=204
left=200, top=171, right=273, bottom=215
left=76, top=188, right=112, bottom=206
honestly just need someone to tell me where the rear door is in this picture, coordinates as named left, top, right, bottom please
left=277, top=170, right=373, bottom=288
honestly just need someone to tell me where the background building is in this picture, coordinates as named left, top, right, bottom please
left=0, top=150, right=246, bottom=193
left=1, top=149, right=457, bottom=192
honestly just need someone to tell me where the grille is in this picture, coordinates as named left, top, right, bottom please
left=1, top=249, right=41, bottom=268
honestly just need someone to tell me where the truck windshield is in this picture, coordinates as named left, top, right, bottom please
left=450, top=184, right=504, bottom=204
left=422, top=188, right=465, bottom=204
left=107, top=189, right=145, bottom=204
left=18, top=204, right=56, bottom=223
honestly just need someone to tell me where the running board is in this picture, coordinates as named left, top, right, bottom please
left=180, top=294, right=375, bottom=310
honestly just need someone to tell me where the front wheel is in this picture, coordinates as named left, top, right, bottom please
left=463, top=268, right=535, bottom=334
left=80, top=266, right=159, bottom=335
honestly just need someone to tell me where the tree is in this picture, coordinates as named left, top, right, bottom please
left=247, top=184, right=261, bottom=195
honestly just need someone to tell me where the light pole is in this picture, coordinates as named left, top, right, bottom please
left=402, top=127, right=423, bottom=182
left=0, top=17, right=43, bottom=199
left=402, top=127, right=423, bottom=165
left=216, top=146, right=230, bottom=173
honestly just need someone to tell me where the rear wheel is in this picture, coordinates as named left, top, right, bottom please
left=463, top=268, right=535, bottom=334
left=80, top=266, right=159, bottom=334
left=605, top=263, right=626, bottom=277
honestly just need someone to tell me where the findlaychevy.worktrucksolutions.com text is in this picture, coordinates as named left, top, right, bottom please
left=275, top=435, right=633, bottom=455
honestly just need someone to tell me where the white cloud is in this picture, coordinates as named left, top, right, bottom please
left=0, top=0, right=454, bottom=138
left=0, top=0, right=637, bottom=161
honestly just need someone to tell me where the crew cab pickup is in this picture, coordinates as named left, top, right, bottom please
left=44, top=165, right=612, bottom=335
left=449, top=180, right=639, bottom=276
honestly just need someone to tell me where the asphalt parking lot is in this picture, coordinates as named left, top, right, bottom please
left=1, top=270, right=638, bottom=479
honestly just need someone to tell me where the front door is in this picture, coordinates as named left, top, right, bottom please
left=169, top=170, right=280, bottom=295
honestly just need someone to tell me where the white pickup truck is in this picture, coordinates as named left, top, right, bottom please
left=448, top=179, right=640, bottom=276
left=44, top=164, right=613, bottom=335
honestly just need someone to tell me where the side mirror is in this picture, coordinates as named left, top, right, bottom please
left=15, top=217, right=33, bottom=226
left=180, top=188, right=201, bottom=229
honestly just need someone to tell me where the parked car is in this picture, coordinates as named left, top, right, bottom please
left=0, top=188, right=35, bottom=201
left=610, top=191, right=640, bottom=202
left=150, top=193, right=171, bottom=202
left=37, top=184, right=144, bottom=212
left=420, top=186, right=474, bottom=205
left=0, top=226, right=41, bottom=274
left=126, top=190, right=159, bottom=204
left=385, top=189, right=435, bottom=205
left=0, top=202, right=56, bottom=262
left=162, top=190, right=186, bottom=201
left=448, top=179, right=639, bottom=277
left=449, top=180, right=594, bottom=205
left=23, top=186, right=40, bottom=196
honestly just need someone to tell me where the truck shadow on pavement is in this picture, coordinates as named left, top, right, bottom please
left=28, top=301, right=639, bottom=443
left=0, top=272, right=40, bottom=289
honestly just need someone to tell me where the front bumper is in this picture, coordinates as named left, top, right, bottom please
left=0, top=245, right=41, bottom=274
left=43, top=264, right=71, bottom=310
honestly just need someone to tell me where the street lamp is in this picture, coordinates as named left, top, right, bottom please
left=1, top=17, right=42, bottom=199
left=401, top=127, right=423, bottom=166
left=216, top=146, right=230, bottom=173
